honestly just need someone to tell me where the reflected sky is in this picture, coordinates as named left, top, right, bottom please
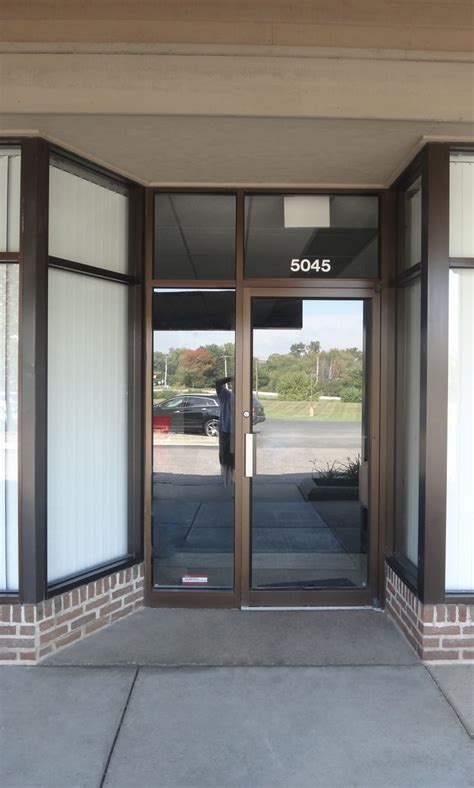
left=154, top=299, right=364, bottom=356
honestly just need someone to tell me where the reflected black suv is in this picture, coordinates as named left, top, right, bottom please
left=153, top=393, right=265, bottom=437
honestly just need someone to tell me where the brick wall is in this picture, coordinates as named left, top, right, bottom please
left=0, top=563, right=144, bottom=665
left=386, top=563, right=474, bottom=662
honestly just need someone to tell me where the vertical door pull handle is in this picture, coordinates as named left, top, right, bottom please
left=245, top=433, right=257, bottom=477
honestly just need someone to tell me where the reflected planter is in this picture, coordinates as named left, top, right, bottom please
left=305, top=475, right=360, bottom=501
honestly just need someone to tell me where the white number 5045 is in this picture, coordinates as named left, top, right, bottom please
left=290, top=258, right=331, bottom=273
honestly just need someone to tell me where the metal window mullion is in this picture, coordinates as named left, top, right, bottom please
left=418, top=143, right=450, bottom=604
left=19, top=138, right=49, bottom=604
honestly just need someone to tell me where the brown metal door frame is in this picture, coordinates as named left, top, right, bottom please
left=144, top=184, right=383, bottom=608
left=238, top=284, right=381, bottom=608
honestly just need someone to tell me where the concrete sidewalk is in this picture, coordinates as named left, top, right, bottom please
left=1, top=610, right=473, bottom=787
left=1, top=664, right=473, bottom=788
left=41, top=608, right=418, bottom=667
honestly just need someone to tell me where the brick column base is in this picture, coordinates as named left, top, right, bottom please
left=386, top=563, right=474, bottom=662
left=0, top=563, right=145, bottom=665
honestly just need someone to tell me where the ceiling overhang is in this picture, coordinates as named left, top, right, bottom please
left=1, top=49, right=473, bottom=187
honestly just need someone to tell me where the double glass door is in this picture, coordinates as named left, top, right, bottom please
left=151, top=287, right=377, bottom=606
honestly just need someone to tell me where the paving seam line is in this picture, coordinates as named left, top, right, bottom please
left=99, top=666, right=140, bottom=788
left=423, top=664, right=474, bottom=741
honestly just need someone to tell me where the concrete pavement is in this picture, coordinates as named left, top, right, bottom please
left=1, top=610, right=472, bottom=787
left=1, top=663, right=473, bottom=788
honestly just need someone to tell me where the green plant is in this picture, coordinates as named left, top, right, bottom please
left=340, top=386, right=363, bottom=403
left=277, top=371, right=312, bottom=401
left=311, top=454, right=361, bottom=484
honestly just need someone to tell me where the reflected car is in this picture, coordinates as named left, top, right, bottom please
left=153, top=393, right=265, bottom=436
left=252, top=396, right=266, bottom=426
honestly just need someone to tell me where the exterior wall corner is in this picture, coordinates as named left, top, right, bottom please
left=0, top=563, right=145, bottom=665
left=385, top=562, right=474, bottom=662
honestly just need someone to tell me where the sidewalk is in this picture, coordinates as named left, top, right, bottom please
left=1, top=610, right=473, bottom=788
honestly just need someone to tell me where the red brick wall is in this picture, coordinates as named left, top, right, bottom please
left=0, top=563, right=144, bottom=664
left=386, top=564, right=474, bottom=662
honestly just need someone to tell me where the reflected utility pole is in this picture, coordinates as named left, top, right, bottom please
left=164, top=354, right=168, bottom=388
left=254, top=357, right=267, bottom=397
left=221, top=354, right=230, bottom=377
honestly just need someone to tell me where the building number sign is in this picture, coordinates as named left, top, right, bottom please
left=290, top=258, right=332, bottom=274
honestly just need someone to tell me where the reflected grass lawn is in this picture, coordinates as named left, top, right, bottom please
left=263, top=400, right=362, bottom=421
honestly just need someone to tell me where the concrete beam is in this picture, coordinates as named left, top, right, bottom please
left=1, top=52, right=473, bottom=122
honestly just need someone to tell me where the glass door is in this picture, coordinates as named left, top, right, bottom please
left=242, top=290, right=377, bottom=605
left=152, top=288, right=236, bottom=595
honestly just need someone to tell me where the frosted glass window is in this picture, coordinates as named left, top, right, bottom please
left=450, top=153, right=474, bottom=258
left=47, top=270, right=129, bottom=584
left=446, top=269, right=474, bottom=592
left=395, top=279, right=421, bottom=567
left=49, top=162, right=129, bottom=273
left=0, top=149, right=21, bottom=253
left=0, top=265, right=19, bottom=591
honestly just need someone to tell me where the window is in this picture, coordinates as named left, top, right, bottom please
left=49, top=158, right=129, bottom=273
left=446, top=270, right=474, bottom=592
left=0, top=264, right=19, bottom=591
left=47, top=271, right=129, bottom=583
left=450, top=153, right=474, bottom=258
left=394, top=279, right=421, bottom=570
left=244, top=194, right=378, bottom=278
left=152, top=289, right=235, bottom=589
left=0, top=149, right=21, bottom=253
left=47, top=157, right=135, bottom=586
left=154, top=194, right=236, bottom=279
left=160, top=397, right=185, bottom=409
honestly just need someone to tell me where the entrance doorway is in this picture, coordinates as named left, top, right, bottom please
left=149, top=286, right=379, bottom=607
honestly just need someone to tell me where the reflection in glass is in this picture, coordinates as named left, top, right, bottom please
left=152, top=289, right=235, bottom=589
left=154, top=194, right=236, bottom=279
left=250, top=298, right=369, bottom=590
left=245, top=195, right=378, bottom=278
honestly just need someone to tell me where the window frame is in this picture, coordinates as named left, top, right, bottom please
left=386, top=143, right=473, bottom=605
left=18, top=139, right=145, bottom=603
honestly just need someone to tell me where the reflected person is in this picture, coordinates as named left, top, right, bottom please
left=215, top=376, right=234, bottom=485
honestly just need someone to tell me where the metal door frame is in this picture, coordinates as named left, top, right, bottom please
left=237, top=285, right=381, bottom=607
left=144, top=187, right=385, bottom=609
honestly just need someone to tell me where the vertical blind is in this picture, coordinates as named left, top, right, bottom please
left=0, top=149, right=21, bottom=253
left=450, top=154, right=474, bottom=258
left=47, top=270, right=129, bottom=583
left=49, top=162, right=129, bottom=273
left=395, top=279, right=421, bottom=567
left=446, top=270, right=474, bottom=592
left=0, top=264, right=19, bottom=591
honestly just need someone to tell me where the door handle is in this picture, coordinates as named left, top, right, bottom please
left=245, top=433, right=257, bottom=478
left=359, top=461, right=369, bottom=508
